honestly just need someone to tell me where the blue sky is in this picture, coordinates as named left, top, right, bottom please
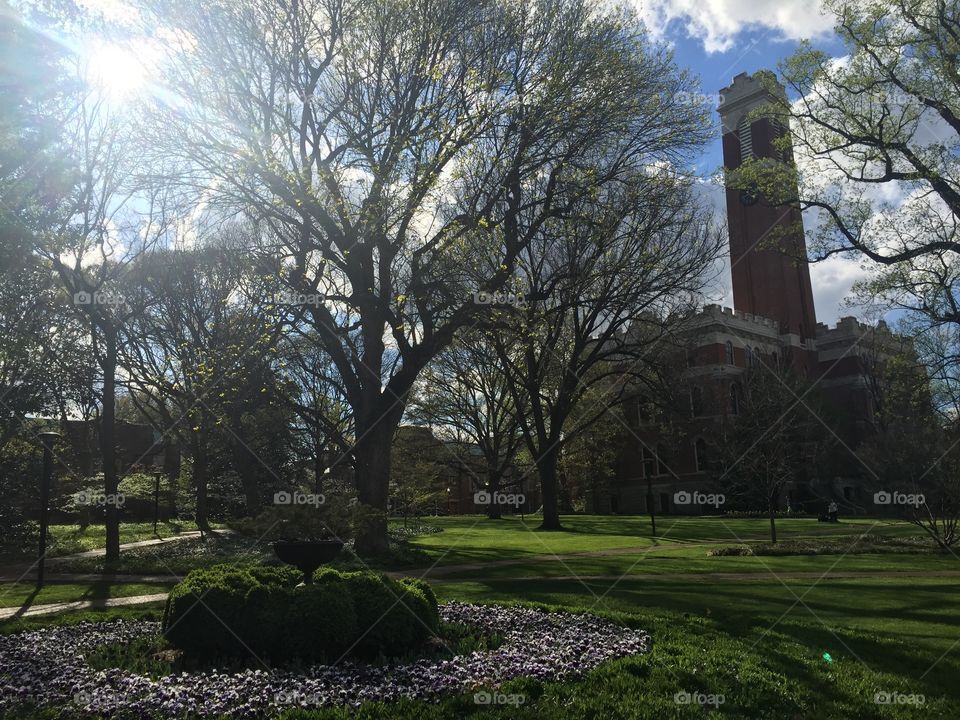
left=669, top=27, right=846, bottom=178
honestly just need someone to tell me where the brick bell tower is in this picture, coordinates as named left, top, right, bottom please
left=718, top=71, right=817, bottom=346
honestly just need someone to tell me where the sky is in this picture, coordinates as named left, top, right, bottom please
left=634, top=0, right=870, bottom=326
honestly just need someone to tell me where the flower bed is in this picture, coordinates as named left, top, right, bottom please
left=0, top=603, right=650, bottom=718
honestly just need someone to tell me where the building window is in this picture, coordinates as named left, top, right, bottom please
left=730, top=383, right=740, bottom=415
left=691, top=386, right=704, bottom=416
left=655, top=444, right=669, bottom=476
left=695, top=438, right=707, bottom=472
left=744, top=346, right=753, bottom=367
left=725, top=340, right=734, bottom=365
left=640, top=446, right=655, bottom=478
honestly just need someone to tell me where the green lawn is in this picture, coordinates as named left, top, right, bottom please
left=46, top=521, right=201, bottom=555
left=1, top=514, right=956, bottom=719
left=405, top=514, right=929, bottom=566
left=0, top=580, right=174, bottom=609
left=0, top=522, right=212, bottom=567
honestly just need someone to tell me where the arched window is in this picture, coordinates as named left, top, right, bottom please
left=725, top=340, right=734, bottom=365
left=730, top=383, right=740, bottom=415
left=691, top=386, right=704, bottom=417
left=695, top=438, right=707, bottom=472
left=744, top=346, right=753, bottom=368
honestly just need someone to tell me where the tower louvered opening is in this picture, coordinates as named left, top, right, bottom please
left=737, top=116, right=753, bottom=161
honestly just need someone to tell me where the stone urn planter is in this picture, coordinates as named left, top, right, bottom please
left=271, top=539, right=344, bottom=584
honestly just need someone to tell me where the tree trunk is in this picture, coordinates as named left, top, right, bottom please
left=100, top=328, right=120, bottom=563
left=353, top=414, right=400, bottom=556
left=486, top=469, right=502, bottom=520
left=193, top=439, right=210, bottom=531
left=234, top=441, right=261, bottom=516
left=647, top=476, right=656, bottom=537
left=769, top=500, right=777, bottom=544
left=538, top=446, right=562, bottom=530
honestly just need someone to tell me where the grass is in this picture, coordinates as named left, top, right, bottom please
left=41, top=531, right=263, bottom=575
left=0, top=580, right=174, bottom=609
left=0, top=521, right=217, bottom=566
left=403, top=514, right=925, bottom=566
left=0, top=514, right=957, bottom=719
left=46, top=522, right=196, bottom=556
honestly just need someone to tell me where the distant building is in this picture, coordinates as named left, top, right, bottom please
left=601, top=72, right=902, bottom=517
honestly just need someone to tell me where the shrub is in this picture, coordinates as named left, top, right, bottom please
left=162, top=564, right=438, bottom=663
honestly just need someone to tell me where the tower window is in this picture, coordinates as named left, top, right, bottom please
left=725, top=340, right=734, bottom=365
left=730, top=383, right=740, bottom=415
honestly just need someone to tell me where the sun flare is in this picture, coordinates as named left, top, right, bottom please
left=85, top=41, right=146, bottom=97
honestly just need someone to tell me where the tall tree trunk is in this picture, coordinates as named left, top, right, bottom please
left=233, top=438, right=261, bottom=516
left=192, top=438, right=210, bottom=531
left=100, top=328, right=120, bottom=562
left=486, top=468, right=502, bottom=520
left=538, top=446, right=562, bottom=530
left=769, top=498, right=777, bottom=544
left=353, top=408, right=402, bottom=556
left=647, top=475, right=656, bottom=537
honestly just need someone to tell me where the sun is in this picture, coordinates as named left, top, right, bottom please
left=85, top=41, right=147, bottom=98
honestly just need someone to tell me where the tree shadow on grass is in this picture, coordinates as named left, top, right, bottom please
left=9, top=586, right=41, bottom=620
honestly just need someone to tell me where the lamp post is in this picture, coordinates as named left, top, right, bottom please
left=152, top=470, right=163, bottom=534
left=37, top=431, right=61, bottom=588
left=646, top=475, right=656, bottom=537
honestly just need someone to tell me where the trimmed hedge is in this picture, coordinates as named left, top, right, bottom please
left=162, top=564, right=438, bottom=663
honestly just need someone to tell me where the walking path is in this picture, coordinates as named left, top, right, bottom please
left=0, top=530, right=228, bottom=582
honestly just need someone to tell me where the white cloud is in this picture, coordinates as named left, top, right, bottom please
left=636, top=0, right=835, bottom=53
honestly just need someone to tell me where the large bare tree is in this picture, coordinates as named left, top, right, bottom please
left=492, top=168, right=722, bottom=530
left=135, top=0, right=710, bottom=553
